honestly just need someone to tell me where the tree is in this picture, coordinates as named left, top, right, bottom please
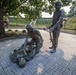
left=0, top=0, right=28, bottom=35
left=0, top=0, right=72, bottom=35
left=67, top=0, right=76, bottom=17
left=42, top=0, right=72, bottom=14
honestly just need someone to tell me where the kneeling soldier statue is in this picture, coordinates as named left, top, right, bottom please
left=10, top=24, right=44, bottom=68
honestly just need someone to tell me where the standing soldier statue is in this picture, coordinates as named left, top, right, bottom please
left=49, top=1, right=65, bottom=53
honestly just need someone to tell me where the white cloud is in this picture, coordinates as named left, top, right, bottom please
left=62, top=6, right=71, bottom=14
left=19, top=13, right=25, bottom=18
left=42, top=12, right=53, bottom=18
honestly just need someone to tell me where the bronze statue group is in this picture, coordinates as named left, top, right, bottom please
left=10, top=1, right=65, bottom=68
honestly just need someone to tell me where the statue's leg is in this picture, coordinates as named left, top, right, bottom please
left=50, top=30, right=60, bottom=53
left=50, top=31, right=56, bottom=53
left=54, top=30, right=60, bottom=48
left=52, top=29, right=60, bottom=48
left=35, top=40, right=41, bottom=54
left=28, top=48, right=36, bottom=59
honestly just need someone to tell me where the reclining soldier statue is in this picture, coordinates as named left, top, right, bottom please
left=10, top=24, right=44, bottom=68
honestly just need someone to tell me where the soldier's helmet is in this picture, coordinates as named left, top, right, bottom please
left=26, top=24, right=33, bottom=29
left=55, top=1, right=62, bottom=8
left=26, top=24, right=33, bottom=31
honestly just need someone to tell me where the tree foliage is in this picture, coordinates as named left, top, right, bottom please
left=0, top=0, right=73, bottom=19
left=67, top=0, right=76, bottom=17
left=0, top=0, right=74, bottom=35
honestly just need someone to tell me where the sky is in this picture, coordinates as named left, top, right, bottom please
left=42, top=5, right=71, bottom=18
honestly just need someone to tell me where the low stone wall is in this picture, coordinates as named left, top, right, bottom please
left=61, top=29, right=76, bottom=35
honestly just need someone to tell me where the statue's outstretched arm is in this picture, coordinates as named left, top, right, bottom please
left=49, top=12, right=64, bottom=32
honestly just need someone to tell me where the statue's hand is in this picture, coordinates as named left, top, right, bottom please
left=43, top=27, right=49, bottom=32
left=49, top=27, right=53, bottom=32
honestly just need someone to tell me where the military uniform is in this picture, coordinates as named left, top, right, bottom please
left=52, top=10, right=64, bottom=48
left=25, top=24, right=43, bottom=57
left=49, top=1, right=65, bottom=53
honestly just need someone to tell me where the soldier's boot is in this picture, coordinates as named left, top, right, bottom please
left=50, top=48, right=56, bottom=53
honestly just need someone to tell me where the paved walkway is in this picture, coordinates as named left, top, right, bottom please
left=0, top=30, right=76, bottom=75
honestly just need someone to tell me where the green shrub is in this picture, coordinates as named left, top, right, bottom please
left=8, top=29, right=12, bottom=31
left=65, top=17, right=76, bottom=30
left=15, top=30, right=18, bottom=32
left=22, top=30, right=26, bottom=33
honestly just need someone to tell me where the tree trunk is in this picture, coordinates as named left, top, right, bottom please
left=0, top=7, right=5, bottom=36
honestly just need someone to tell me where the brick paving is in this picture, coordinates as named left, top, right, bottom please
left=0, top=30, right=76, bottom=75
